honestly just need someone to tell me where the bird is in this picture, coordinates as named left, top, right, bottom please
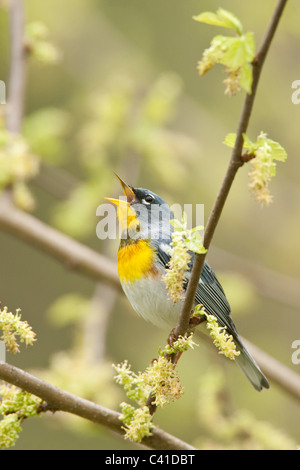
left=106, top=174, right=269, bottom=391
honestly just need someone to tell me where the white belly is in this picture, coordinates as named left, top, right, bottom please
left=121, top=277, right=183, bottom=330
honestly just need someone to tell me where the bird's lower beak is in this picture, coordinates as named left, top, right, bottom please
left=105, top=174, right=139, bottom=231
left=105, top=198, right=137, bottom=232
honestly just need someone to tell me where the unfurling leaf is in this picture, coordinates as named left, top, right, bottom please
left=195, top=9, right=255, bottom=95
left=193, top=8, right=243, bottom=36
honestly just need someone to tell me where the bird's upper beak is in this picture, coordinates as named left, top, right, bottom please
left=105, top=174, right=138, bottom=231
left=116, top=173, right=137, bottom=203
left=105, top=173, right=137, bottom=206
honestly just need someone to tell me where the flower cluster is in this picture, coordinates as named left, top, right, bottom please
left=0, top=130, right=39, bottom=210
left=0, top=385, right=43, bottom=449
left=247, top=134, right=287, bottom=205
left=114, top=356, right=183, bottom=410
left=163, top=213, right=206, bottom=303
left=119, top=403, right=152, bottom=443
left=194, top=305, right=240, bottom=360
left=113, top=335, right=196, bottom=443
left=224, top=132, right=287, bottom=205
left=163, top=334, right=198, bottom=356
left=25, top=22, right=61, bottom=64
left=0, top=306, right=36, bottom=354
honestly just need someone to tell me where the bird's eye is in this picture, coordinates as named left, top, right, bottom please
left=143, top=194, right=154, bottom=204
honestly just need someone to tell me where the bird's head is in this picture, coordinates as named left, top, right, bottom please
left=106, top=174, right=173, bottom=240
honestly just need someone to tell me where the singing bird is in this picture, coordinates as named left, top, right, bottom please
left=107, top=175, right=269, bottom=391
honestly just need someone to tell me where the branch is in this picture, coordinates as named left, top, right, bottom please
left=0, top=361, right=195, bottom=450
left=6, top=0, right=26, bottom=134
left=0, top=194, right=121, bottom=291
left=211, top=246, right=300, bottom=312
left=174, top=0, right=289, bottom=338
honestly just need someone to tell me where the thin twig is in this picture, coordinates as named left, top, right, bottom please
left=6, top=0, right=26, bottom=134
left=0, top=361, right=195, bottom=450
left=174, top=0, right=289, bottom=339
left=83, top=283, right=117, bottom=364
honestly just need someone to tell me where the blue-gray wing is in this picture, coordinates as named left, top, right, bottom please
left=154, top=241, right=269, bottom=391
left=193, top=261, right=239, bottom=339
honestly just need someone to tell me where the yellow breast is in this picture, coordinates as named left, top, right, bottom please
left=117, top=239, right=156, bottom=283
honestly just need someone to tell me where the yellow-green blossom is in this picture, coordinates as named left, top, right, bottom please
left=113, top=355, right=184, bottom=409
left=163, top=333, right=198, bottom=355
left=163, top=214, right=206, bottom=303
left=25, top=22, right=61, bottom=64
left=113, top=336, right=195, bottom=443
left=146, top=356, right=183, bottom=407
left=224, top=132, right=287, bottom=206
left=194, top=305, right=240, bottom=360
left=0, top=306, right=36, bottom=354
left=0, top=129, right=39, bottom=210
left=120, top=403, right=152, bottom=443
left=0, top=385, right=43, bottom=449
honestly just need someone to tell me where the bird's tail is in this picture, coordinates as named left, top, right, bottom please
left=194, top=327, right=269, bottom=391
left=235, top=343, right=269, bottom=391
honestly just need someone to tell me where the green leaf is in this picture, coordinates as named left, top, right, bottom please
left=223, top=133, right=237, bottom=148
left=217, top=8, right=243, bottom=35
left=220, top=33, right=255, bottom=70
left=224, top=133, right=257, bottom=151
left=185, top=231, right=207, bottom=255
left=243, top=31, right=256, bottom=61
left=193, top=8, right=243, bottom=35
left=252, top=133, right=287, bottom=162
left=267, top=140, right=288, bottom=162
left=191, top=225, right=204, bottom=232
left=239, top=63, right=253, bottom=94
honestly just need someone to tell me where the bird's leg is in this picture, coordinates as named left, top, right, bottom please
left=167, top=328, right=176, bottom=348
left=166, top=328, right=183, bottom=365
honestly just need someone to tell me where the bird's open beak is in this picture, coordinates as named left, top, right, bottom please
left=105, top=174, right=137, bottom=231
left=116, top=173, right=137, bottom=202
left=105, top=173, right=137, bottom=206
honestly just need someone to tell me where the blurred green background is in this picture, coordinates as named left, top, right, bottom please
left=1, top=0, right=300, bottom=449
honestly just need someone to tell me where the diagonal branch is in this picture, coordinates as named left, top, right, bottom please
left=0, top=194, right=121, bottom=291
left=174, top=0, right=289, bottom=339
left=0, top=361, right=195, bottom=450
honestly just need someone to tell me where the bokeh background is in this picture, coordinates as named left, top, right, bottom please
left=1, top=0, right=300, bottom=449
